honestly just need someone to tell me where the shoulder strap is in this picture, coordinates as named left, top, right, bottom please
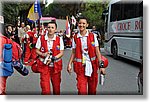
left=40, top=35, right=45, bottom=41
left=40, top=35, right=45, bottom=47
left=88, top=32, right=94, bottom=41
left=12, top=43, right=20, bottom=61
left=40, top=35, right=48, bottom=52
left=73, top=33, right=78, bottom=44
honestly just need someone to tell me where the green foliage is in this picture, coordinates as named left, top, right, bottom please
left=2, top=2, right=30, bottom=25
left=2, top=1, right=108, bottom=31
left=42, top=3, right=69, bottom=18
left=42, top=2, right=108, bottom=32
left=42, top=3, right=79, bottom=19
left=82, top=2, right=108, bottom=32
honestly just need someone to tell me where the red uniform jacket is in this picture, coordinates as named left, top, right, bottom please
left=39, top=35, right=62, bottom=73
left=73, top=32, right=99, bottom=74
left=0, top=35, right=22, bottom=62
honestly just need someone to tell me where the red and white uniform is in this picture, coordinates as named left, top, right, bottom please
left=30, top=32, right=38, bottom=61
left=35, top=33, right=64, bottom=95
left=23, top=30, right=33, bottom=63
left=0, top=34, right=22, bottom=95
left=0, top=35, right=11, bottom=95
left=23, top=30, right=38, bottom=64
left=72, top=30, right=99, bottom=95
left=39, top=27, right=47, bottom=36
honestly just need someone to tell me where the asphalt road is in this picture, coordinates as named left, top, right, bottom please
left=6, top=48, right=141, bottom=95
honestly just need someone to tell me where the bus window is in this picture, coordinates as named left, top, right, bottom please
left=110, top=1, right=143, bottom=22
left=124, top=2, right=143, bottom=19
left=139, top=1, right=143, bottom=17
left=110, top=3, right=122, bottom=22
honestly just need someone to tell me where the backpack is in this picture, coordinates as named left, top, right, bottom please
left=30, top=35, right=45, bottom=73
left=12, top=61, right=29, bottom=76
left=0, top=35, right=29, bottom=76
left=11, top=41, right=29, bottom=76
left=0, top=36, right=13, bottom=76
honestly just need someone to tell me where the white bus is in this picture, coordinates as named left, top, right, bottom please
left=102, top=0, right=143, bottom=63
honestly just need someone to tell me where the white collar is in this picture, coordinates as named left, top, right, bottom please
left=77, top=30, right=89, bottom=38
left=45, top=33, right=56, bottom=41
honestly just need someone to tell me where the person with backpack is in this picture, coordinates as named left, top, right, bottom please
left=0, top=17, right=29, bottom=95
left=0, top=34, right=13, bottom=95
left=35, top=21, right=64, bottom=95
left=0, top=17, right=12, bottom=94
left=67, top=16, right=107, bottom=95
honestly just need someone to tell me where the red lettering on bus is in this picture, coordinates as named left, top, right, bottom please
left=118, top=23, right=122, bottom=31
left=123, top=22, right=127, bottom=30
left=135, top=20, right=143, bottom=30
left=118, top=22, right=131, bottom=31
left=135, top=21, right=139, bottom=30
left=127, top=22, right=131, bottom=30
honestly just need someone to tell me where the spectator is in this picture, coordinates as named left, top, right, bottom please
left=5, top=25, right=13, bottom=39
left=18, top=22, right=26, bottom=46
left=12, top=26, right=20, bottom=44
left=91, top=26, right=101, bottom=48
left=58, top=30, right=63, bottom=37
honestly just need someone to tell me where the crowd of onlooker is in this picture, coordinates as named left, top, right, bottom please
left=3, top=22, right=75, bottom=63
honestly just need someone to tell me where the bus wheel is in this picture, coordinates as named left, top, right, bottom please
left=112, top=44, right=118, bottom=59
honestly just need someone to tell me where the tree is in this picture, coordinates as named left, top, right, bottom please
left=81, top=2, right=108, bottom=33
left=42, top=3, right=80, bottom=19
left=2, top=0, right=108, bottom=32
left=2, top=2, right=30, bottom=25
